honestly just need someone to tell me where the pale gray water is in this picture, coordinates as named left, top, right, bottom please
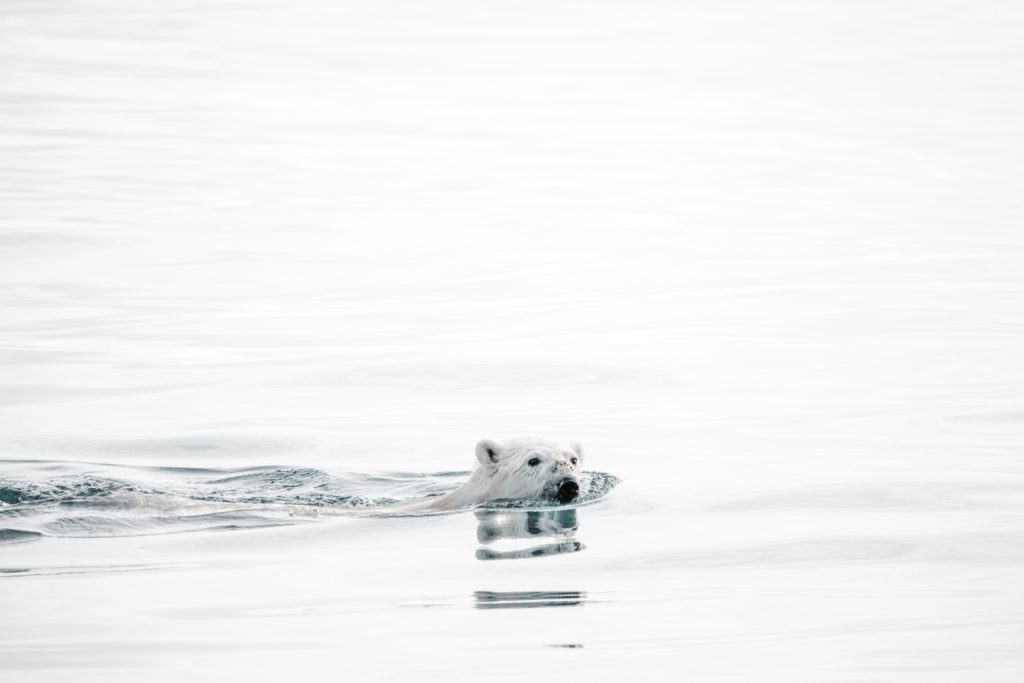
left=2, top=0, right=1024, bottom=680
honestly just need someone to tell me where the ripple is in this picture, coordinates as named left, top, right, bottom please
left=713, top=481, right=1024, bottom=512
left=0, top=230, right=111, bottom=249
left=474, top=590, right=588, bottom=609
left=38, top=509, right=304, bottom=537
left=947, top=411, right=1024, bottom=423
left=0, top=528, right=44, bottom=544
left=609, top=532, right=1024, bottom=571
left=476, top=541, right=585, bottom=561
left=0, top=563, right=179, bottom=579
left=281, top=364, right=657, bottom=390
left=0, top=475, right=148, bottom=505
left=16, top=435, right=319, bottom=460
left=0, top=382, right=210, bottom=407
left=0, top=459, right=620, bottom=538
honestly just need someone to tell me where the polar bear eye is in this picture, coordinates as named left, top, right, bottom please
left=571, top=457, right=578, bottom=466
left=527, top=457, right=541, bottom=467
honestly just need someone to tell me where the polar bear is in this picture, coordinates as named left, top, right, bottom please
left=417, top=437, right=584, bottom=511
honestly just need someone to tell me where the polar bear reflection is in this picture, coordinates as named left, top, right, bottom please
left=474, top=509, right=584, bottom=560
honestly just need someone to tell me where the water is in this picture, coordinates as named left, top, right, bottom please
left=0, top=459, right=620, bottom=536
left=2, top=0, right=1023, bottom=680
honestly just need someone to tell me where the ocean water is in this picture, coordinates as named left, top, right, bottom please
left=2, top=0, right=1024, bottom=680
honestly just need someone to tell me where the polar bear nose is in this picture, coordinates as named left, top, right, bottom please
left=556, top=479, right=579, bottom=503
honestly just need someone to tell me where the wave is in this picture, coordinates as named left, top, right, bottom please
left=0, top=460, right=619, bottom=539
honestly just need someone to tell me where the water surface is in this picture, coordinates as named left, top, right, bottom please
left=2, top=0, right=1023, bottom=681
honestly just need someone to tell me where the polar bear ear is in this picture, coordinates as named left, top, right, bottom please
left=475, top=439, right=502, bottom=465
left=569, top=441, right=584, bottom=464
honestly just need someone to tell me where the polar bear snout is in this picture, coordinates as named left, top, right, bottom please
left=555, top=479, right=580, bottom=503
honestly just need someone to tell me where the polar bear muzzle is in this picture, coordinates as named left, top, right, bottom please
left=555, top=479, right=579, bottom=503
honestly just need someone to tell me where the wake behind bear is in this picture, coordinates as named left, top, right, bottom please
left=406, top=437, right=584, bottom=511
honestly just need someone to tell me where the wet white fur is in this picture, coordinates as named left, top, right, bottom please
left=420, top=437, right=584, bottom=511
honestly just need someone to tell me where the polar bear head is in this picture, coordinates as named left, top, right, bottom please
left=473, top=437, right=584, bottom=504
